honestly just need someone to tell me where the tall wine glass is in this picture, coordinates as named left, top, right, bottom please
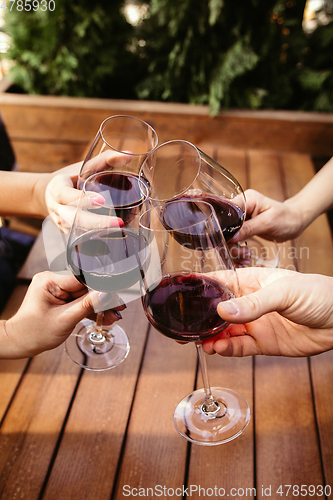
left=65, top=171, right=149, bottom=371
left=139, top=140, right=246, bottom=242
left=78, top=115, right=158, bottom=188
left=139, top=200, right=251, bottom=445
left=229, top=236, right=280, bottom=269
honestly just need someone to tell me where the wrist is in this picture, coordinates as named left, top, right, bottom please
left=284, top=195, right=315, bottom=236
left=33, top=173, right=53, bottom=219
left=0, top=319, right=26, bottom=359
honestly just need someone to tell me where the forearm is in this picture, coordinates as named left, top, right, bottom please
left=0, top=319, right=29, bottom=359
left=0, top=171, right=51, bottom=219
left=285, top=157, right=333, bottom=230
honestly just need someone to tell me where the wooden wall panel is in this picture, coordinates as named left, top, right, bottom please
left=0, top=94, right=332, bottom=173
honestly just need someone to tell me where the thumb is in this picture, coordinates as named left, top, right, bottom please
left=60, top=291, right=96, bottom=327
left=217, top=280, right=289, bottom=324
left=232, top=216, right=263, bottom=242
left=60, top=289, right=121, bottom=327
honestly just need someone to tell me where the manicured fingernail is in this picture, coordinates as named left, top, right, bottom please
left=119, top=298, right=127, bottom=308
left=221, top=300, right=239, bottom=316
left=113, top=310, right=122, bottom=319
left=110, top=218, right=124, bottom=228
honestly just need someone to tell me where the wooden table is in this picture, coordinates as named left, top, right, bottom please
left=1, top=146, right=333, bottom=500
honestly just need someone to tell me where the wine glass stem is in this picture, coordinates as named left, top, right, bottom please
left=89, top=312, right=106, bottom=343
left=196, top=343, right=221, bottom=414
left=95, top=311, right=104, bottom=332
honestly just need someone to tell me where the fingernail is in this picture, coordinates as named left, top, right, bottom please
left=98, top=292, right=108, bottom=302
left=113, top=310, right=122, bottom=319
left=119, top=298, right=127, bottom=308
left=110, top=218, right=124, bottom=228
left=221, top=300, right=239, bottom=316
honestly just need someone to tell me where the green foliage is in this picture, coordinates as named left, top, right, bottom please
left=298, top=12, right=333, bottom=112
left=136, top=0, right=333, bottom=114
left=136, top=0, right=307, bottom=113
left=3, top=0, right=333, bottom=114
left=4, top=0, right=144, bottom=98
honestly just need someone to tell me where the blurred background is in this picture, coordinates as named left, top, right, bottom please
left=0, top=0, right=332, bottom=115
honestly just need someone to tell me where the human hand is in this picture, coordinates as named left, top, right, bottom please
left=3, top=271, right=126, bottom=359
left=202, top=267, right=333, bottom=357
left=44, top=161, right=82, bottom=232
left=44, top=152, right=129, bottom=232
left=232, top=189, right=306, bottom=243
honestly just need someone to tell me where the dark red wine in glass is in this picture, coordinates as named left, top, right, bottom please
left=142, top=273, right=233, bottom=342
left=162, top=193, right=244, bottom=243
left=67, top=228, right=143, bottom=293
left=85, top=172, right=148, bottom=226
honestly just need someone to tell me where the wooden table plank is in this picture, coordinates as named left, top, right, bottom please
left=42, top=300, right=150, bottom=500
left=114, top=328, right=196, bottom=497
left=188, top=355, right=254, bottom=499
left=255, top=357, right=324, bottom=490
left=311, top=350, right=333, bottom=494
left=183, top=144, right=254, bottom=498
left=248, top=150, right=325, bottom=495
left=0, top=285, right=30, bottom=422
left=0, top=346, right=80, bottom=500
left=280, top=152, right=333, bottom=496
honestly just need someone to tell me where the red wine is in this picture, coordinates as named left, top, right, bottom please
left=67, top=228, right=144, bottom=292
left=142, top=273, right=233, bottom=341
left=85, top=172, right=148, bottom=225
left=160, top=199, right=220, bottom=249
left=163, top=193, right=244, bottom=242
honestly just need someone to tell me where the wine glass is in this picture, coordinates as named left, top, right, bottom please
left=139, top=140, right=246, bottom=242
left=229, top=236, right=280, bottom=269
left=65, top=171, right=149, bottom=371
left=78, top=115, right=158, bottom=189
left=139, top=200, right=251, bottom=445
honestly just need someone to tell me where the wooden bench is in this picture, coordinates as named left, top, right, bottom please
left=0, top=93, right=332, bottom=174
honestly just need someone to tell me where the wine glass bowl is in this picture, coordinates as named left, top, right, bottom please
left=139, top=200, right=250, bottom=445
left=65, top=171, right=149, bottom=371
left=78, top=115, right=158, bottom=188
left=139, top=140, right=246, bottom=242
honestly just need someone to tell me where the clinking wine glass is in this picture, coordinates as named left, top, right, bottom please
left=139, top=200, right=251, bottom=445
left=139, top=140, right=246, bottom=242
left=69, top=114, right=157, bottom=369
left=229, top=236, right=280, bottom=269
left=66, top=171, right=149, bottom=371
left=78, top=115, right=158, bottom=189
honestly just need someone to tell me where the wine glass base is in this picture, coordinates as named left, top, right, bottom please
left=173, top=387, right=250, bottom=446
left=65, top=318, right=130, bottom=371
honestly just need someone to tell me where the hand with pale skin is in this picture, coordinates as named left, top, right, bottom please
left=45, top=151, right=129, bottom=232
left=0, top=151, right=130, bottom=231
left=232, top=157, right=333, bottom=243
left=1, top=271, right=126, bottom=359
left=202, top=267, right=333, bottom=358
